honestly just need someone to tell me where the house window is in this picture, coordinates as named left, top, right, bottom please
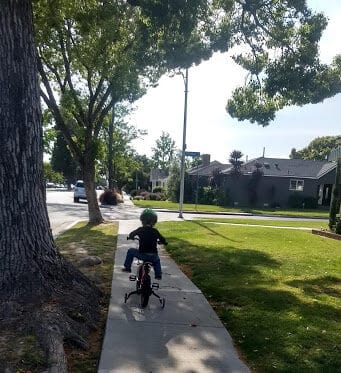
left=289, top=179, right=304, bottom=191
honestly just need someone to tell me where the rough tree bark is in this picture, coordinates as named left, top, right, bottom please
left=0, top=1, right=101, bottom=371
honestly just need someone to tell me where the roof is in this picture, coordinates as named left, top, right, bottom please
left=188, top=161, right=230, bottom=176
left=222, top=157, right=336, bottom=179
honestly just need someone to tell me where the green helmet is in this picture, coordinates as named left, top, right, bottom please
left=140, top=208, right=157, bottom=226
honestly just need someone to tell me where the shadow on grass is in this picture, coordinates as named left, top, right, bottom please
left=190, top=220, right=241, bottom=242
left=165, top=235, right=341, bottom=372
left=287, top=276, right=341, bottom=299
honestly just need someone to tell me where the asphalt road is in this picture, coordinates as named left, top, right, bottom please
left=46, top=190, right=327, bottom=237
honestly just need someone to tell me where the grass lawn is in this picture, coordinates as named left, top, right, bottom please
left=158, top=220, right=341, bottom=372
left=199, top=218, right=329, bottom=230
left=133, top=199, right=330, bottom=219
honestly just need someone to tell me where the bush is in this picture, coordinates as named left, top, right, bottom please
left=152, top=186, right=165, bottom=193
left=133, top=195, right=144, bottom=200
left=288, top=194, right=305, bottom=208
left=288, top=194, right=318, bottom=209
left=303, top=196, right=318, bottom=209
left=99, top=189, right=118, bottom=205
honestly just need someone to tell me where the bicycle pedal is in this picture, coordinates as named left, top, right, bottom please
left=152, top=282, right=159, bottom=289
left=129, top=275, right=136, bottom=281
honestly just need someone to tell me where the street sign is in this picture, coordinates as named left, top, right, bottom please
left=185, top=151, right=200, bottom=157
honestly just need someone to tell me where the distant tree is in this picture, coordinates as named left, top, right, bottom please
left=152, top=132, right=177, bottom=170
left=43, top=162, right=64, bottom=184
left=289, top=148, right=302, bottom=160
left=289, top=136, right=341, bottom=160
left=229, top=150, right=244, bottom=176
left=51, top=132, right=79, bottom=188
left=329, top=158, right=341, bottom=234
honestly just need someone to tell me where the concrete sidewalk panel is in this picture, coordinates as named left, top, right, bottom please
left=99, top=219, right=250, bottom=373
left=99, top=320, right=249, bottom=373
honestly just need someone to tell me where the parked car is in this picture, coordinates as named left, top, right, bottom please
left=74, top=180, right=86, bottom=202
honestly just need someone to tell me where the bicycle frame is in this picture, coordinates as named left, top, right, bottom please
left=124, top=261, right=165, bottom=308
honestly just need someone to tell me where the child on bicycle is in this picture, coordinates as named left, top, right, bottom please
left=122, top=208, right=167, bottom=280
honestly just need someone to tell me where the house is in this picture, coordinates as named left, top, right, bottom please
left=187, top=154, right=229, bottom=178
left=150, top=169, right=168, bottom=191
left=221, top=157, right=337, bottom=208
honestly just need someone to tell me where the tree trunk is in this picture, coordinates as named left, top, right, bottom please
left=84, top=152, right=104, bottom=224
left=0, top=2, right=101, bottom=370
left=108, top=106, right=114, bottom=189
left=0, top=0, right=57, bottom=297
left=329, top=158, right=341, bottom=232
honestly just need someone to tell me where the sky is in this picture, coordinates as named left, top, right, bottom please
left=130, top=0, right=341, bottom=164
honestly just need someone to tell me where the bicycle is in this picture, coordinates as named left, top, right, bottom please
left=123, top=237, right=165, bottom=308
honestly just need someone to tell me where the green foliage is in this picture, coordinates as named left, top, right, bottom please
left=51, top=132, right=79, bottom=185
left=43, top=162, right=64, bottom=183
left=229, top=150, right=244, bottom=176
left=329, top=158, right=341, bottom=232
left=288, top=194, right=318, bottom=209
left=226, top=1, right=341, bottom=125
left=152, top=186, right=164, bottom=193
left=166, top=161, right=191, bottom=203
left=151, top=131, right=177, bottom=170
left=290, top=135, right=341, bottom=160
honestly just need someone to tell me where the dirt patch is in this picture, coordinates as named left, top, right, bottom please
left=312, top=229, right=341, bottom=241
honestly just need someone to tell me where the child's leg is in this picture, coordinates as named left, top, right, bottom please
left=151, top=255, right=162, bottom=279
left=123, top=248, right=139, bottom=270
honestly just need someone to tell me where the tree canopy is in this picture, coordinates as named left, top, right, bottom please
left=289, top=135, right=341, bottom=160
left=152, top=131, right=177, bottom=170
left=225, top=1, right=341, bottom=126
left=32, top=0, right=339, bottom=222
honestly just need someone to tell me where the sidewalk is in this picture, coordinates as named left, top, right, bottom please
left=98, top=217, right=250, bottom=373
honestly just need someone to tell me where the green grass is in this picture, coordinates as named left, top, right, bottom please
left=199, top=218, right=329, bottom=230
left=133, top=199, right=330, bottom=218
left=157, top=220, right=341, bottom=372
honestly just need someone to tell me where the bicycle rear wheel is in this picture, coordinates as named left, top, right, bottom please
left=140, top=275, right=152, bottom=308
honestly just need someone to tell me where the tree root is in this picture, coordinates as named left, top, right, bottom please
left=0, top=258, right=102, bottom=372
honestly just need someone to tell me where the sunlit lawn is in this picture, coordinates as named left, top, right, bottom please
left=158, top=220, right=341, bottom=372
left=133, top=199, right=330, bottom=219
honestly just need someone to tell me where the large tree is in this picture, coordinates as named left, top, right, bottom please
left=151, top=131, right=177, bottom=170
left=0, top=1, right=100, bottom=371
left=34, top=0, right=334, bottom=224
left=289, top=135, right=341, bottom=160
left=226, top=1, right=341, bottom=126
left=2, top=1, right=338, bottom=369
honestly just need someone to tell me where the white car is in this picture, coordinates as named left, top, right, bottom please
left=74, top=180, right=86, bottom=202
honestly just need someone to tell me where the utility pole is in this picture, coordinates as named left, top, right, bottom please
left=179, top=68, right=189, bottom=219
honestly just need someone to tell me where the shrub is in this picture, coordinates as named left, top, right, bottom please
left=287, top=195, right=318, bottom=209
left=133, top=195, right=144, bottom=200
left=99, top=189, right=118, bottom=205
left=152, top=186, right=165, bottom=193
left=288, top=194, right=305, bottom=208
left=149, top=193, right=160, bottom=200
left=303, top=196, right=318, bottom=209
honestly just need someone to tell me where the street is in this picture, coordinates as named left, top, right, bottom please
left=46, top=190, right=327, bottom=237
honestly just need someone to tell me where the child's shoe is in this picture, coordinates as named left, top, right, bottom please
left=122, top=267, right=131, bottom=273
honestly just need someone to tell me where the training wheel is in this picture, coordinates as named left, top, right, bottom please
left=161, top=298, right=165, bottom=309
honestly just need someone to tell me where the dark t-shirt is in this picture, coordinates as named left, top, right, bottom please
left=128, top=226, right=167, bottom=253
